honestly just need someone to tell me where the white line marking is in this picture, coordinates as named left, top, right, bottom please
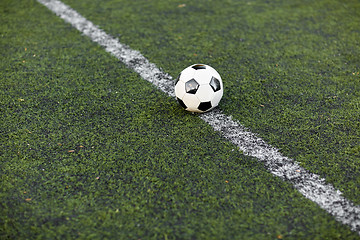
left=37, top=0, right=360, bottom=234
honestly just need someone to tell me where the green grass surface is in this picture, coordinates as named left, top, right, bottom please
left=1, top=0, right=359, bottom=239
left=60, top=0, right=360, bottom=204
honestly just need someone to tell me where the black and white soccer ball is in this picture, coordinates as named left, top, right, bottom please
left=175, top=64, right=223, bottom=113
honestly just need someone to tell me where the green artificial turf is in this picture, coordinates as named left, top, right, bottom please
left=1, top=0, right=359, bottom=239
left=60, top=0, right=360, bottom=204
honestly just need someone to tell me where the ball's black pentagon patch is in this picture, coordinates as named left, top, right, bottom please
left=177, top=98, right=187, bottom=109
left=185, top=79, right=199, bottom=94
left=175, top=74, right=181, bottom=86
left=192, top=64, right=206, bottom=70
left=210, top=77, right=221, bottom=92
left=198, top=101, right=212, bottom=111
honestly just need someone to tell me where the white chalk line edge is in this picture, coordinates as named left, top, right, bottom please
left=37, top=0, right=360, bottom=234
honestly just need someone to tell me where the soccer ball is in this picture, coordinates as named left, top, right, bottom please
left=174, top=64, right=223, bottom=113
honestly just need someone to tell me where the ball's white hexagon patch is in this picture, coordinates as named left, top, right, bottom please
left=174, top=81, right=186, bottom=99
left=211, top=90, right=223, bottom=107
left=182, top=94, right=201, bottom=112
left=179, top=67, right=195, bottom=83
left=206, top=65, right=221, bottom=80
left=193, top=69, right=213, bottom=85
left=196, top=84, right=214, bottom=102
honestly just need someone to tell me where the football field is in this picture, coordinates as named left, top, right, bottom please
left=1, top=0, right=360, bottom=239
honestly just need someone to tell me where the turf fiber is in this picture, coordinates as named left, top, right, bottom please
left=1, top=0, right=359, bottom=239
